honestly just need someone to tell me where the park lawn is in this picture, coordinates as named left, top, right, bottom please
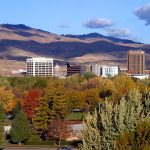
left=67, top=112, right=84, bottom=121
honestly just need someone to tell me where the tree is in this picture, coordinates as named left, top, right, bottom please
left=83, top=72, right=96, bottom=80
left=66, top=90, right=84, bottom=111
left=116, top=120, right=150, bottom=150
left=32, top=100, right=54, bottom=140
left=112, top=75, right=135, bottom=100
left=80, top=89, right=150, bottom=150
left=79, top=111, right=102, bottom=150
left=12, top=101, right=22, bottom=117
left=10, top=111, right=32, bottom=144
left=43, top=81, right=69, bottom=119
left=48, top=118, right=72, bottom=146
left=0, top=77, right=10, bottom=88
left=82, top=88, right=100, bottom=112
left=0, top=87, right=16, bottom=112
left=0, top=105, right=6, bottom=148
left=23, top=88, right=42, bottom=119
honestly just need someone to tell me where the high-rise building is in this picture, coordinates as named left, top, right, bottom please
left=26, top=57, right=53, bottom=76
left=67, top=62, right=86, bottom=76
left=128, top=50, right=145, bottom=74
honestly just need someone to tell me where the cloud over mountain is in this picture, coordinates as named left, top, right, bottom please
left=84, top=18, right=113, bottom=29
left=106, top=28, right=131, bottom=38
left=134, top=3, right=150, bottom=25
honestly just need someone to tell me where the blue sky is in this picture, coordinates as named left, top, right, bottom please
left=0, top=0, right=150, bottom=43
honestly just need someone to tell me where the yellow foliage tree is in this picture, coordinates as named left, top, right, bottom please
left=0, top=87, right=16, bottom=112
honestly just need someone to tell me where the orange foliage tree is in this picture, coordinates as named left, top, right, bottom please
left=23, top=88, right=42, bottom=119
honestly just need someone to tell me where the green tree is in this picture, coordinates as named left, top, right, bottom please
left=0, top=105, right=6, bottom=148
left=0, top=77, right=10, bottom=88
left=10, top=111, right=32, bottom=144
left=116, top=120, right=150, bottom=150
left=80, top=89, right=150, bottom=150
left=32, top=100, right=54, bottom=140
left=79, top=111, right=101, bottom=150
left=12, top=101, right=22, bottom=117
left=43, top=81, right=68, bottom=119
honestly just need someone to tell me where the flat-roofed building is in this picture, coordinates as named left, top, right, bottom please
left=90, top=64, right=101, bottom=76
left=128, top=50, right=145, bottom=75
left=26, top=57, right=53, bottom=76
left=101, top=65, right=119, bottom=77
left=67, top=62, right=86, bottom=76
left=91, top=64, right=119, bottom=77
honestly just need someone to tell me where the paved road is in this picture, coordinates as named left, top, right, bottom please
left=4, top=147, right=56, bottom=150
left=4, top=147, right=78, bottom=150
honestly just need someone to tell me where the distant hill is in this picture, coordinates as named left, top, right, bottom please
left=63, top=33, right=142, bottom=44
left=0, top=24, right=149, bottom=72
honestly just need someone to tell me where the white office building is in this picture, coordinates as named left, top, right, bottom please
left=91, top=64, right=119, bottom=77
left=26, top=57, right=53, bottom=76
left=91, top=64, right=101, bottom=76
left=101, top=65, right=119, bottom=77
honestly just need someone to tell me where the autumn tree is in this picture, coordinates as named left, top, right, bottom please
left=112, top=74, right=135, bottom=100
left=64, top=74, right=84, bottom=90
left=0, top=87, right=16, bottom=112
left=23, top=88, right=42, bottom=119
left=48, top=118, right=72, bottom=145
left=82, top=88, right=100, bottom=112
left=66, top=89, right=84, bottom=111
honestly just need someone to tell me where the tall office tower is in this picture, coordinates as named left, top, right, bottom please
left=128, top=50, right=145, bottom=74
left=26, top=57, right=53, bottom=76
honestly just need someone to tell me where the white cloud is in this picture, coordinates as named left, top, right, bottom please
left=106, top=28, right=131, bottom=38
left=84, top=18, right=113, bottom=28
left=134, top=3, right=150, bottom=25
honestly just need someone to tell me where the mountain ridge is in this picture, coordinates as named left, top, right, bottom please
left=0, top=24, right=149, bottom=72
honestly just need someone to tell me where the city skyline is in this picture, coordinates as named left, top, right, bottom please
left=0, top=0, right=150, bottom=43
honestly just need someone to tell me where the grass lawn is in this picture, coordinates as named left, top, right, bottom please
left=67, top=112, right=84, bottom=121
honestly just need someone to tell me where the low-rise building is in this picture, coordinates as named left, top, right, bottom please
left=91, top=64, right=119, bottom=77
left=67, top=62, right=86, bottom=76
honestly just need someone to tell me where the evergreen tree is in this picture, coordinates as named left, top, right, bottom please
left=32, top=100, right=54, bottom=140
left=0, top=105, right=6, bottom=148
left=43, top=81, right=68, bottom=119
left=0, top=105, right=6, bottom=123
left=79, top=111, right=101, bottom=150
left=10, top=111, right=32, bottom=144
left=80, top=89, right=150, bottom=150
left=116, top=120, right=150, bottom=150
left=12, top=101, right=22, bottom=117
